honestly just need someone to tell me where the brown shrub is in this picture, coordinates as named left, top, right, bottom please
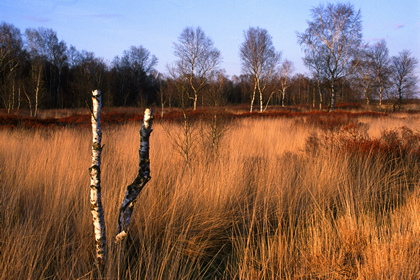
left=306, top=123, right=420, bottom=159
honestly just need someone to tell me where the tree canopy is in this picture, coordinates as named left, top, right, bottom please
left=0, top=3, right=418, bottom=113
left=297, top=2, right=363, bottom=110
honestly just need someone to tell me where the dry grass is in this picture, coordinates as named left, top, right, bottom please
left=0, top=112, right=419, bottom=279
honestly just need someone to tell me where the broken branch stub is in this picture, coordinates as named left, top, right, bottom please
left=116, top=108, right=153, bottom=242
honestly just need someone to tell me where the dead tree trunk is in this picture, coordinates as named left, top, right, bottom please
left=116, top=108, right=153, bottom=242
left=89, top=89, right=107, bottom=266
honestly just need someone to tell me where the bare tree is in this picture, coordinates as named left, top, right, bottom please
left=152, top=71, right=168, bottom=117
left=303, top=48, right=325, bottom=110
left=297, top=3, right=362, bottom=110
left=24, top=27, right=67, bottom=113
left=25, top=29, right=45, bottom=116
left=25, top=27, right=67, bottom=108
left=0, top=22, right=24, bottom=112
left=172, top=26, right=222, bottom=110
left=352, top=45, right=376, bottom=105
left=68, top=50, right=107, bottom=107
left=277, top=59, right=294, bottom=107
left=240, top=27, right=281, bottom=112
left=352, top=40, right=392, bottom=107
left=0, top=23, right=22, bottom=73
left=112, top=45, right=158, bottom=106
left=204, top=69, right=230, bottom=107
left=368, top=40, right=391, bottom=108
left=389, top=50, right=418, bottom=110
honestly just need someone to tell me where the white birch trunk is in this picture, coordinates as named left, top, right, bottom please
left=34, top=66, right=42, bottom=118
left=281, top=90, right=286, bottom=107
left=250, top=81, right=257, bottom=112
left=116, top=108, right=153, bottom=243
left=89, top=90, right=107, bottom=266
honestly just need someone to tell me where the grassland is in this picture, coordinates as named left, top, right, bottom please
left=0, top=109, right=419, bottom=279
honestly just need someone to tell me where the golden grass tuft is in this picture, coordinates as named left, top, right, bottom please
left=0, top=112, right=419, bottom=279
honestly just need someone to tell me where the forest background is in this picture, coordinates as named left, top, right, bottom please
left=1, top=2, right=419, bottom=116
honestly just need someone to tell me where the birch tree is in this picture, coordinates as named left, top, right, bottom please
left=302, top=47, right=326, bottom=110
left=369, top=40, right=391, bottom=107
left=277, top=59, right=294, bottom=107
left=0, top=22, right=23, bottom=112
left=25, top=27, right=67, bottom=108
left=297, top=3, right=362, bottom=110
left=24, top=28, right=49, bottom=114
left=352, top=46, right=376, bottom=105
left=89, top=90, right=107, bottom=266
left=389, top=50, right=418, bottom=110
left=116, top=108, right=153, bottom=242
left=240, top=27, right=281, bottom=112
left=172, top=26, right=222, bottom=110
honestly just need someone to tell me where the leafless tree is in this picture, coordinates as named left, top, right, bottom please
left=351, top=45, right=376, bottom=105
left=204, top=69, right=230, bottom=107
left=171, top=26, right=222, bottom=110
left=277, top=59, right=294, bottom=107
left=240, top=27, right=281, bottom=112
left=68, top=50, right=107, bottom=107
left=25, top=27, right=68, bottom=113
left=25, top=27, right=67, bottom=107
left=352, top=41, right=392, bottom=107
left=25, top=29, right=45, bottom=116
left=297, top=3, right=362, bottom=110
left=0, top=22, right=24, bottom=112
left=389, top=50, right=418, bottom=110
left=0, top=23, right=22, bottom=73
left=152, top=70, right=168, bottom=117
left=368, top=40, right=391, bottom=107
left=112, top=45, right=157, bottom=106
left=302, top=48, right=325, bottom=110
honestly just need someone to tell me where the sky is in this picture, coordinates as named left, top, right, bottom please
left=1, top=0, right=419, bottom=77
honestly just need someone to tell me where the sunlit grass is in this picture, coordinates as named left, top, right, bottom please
left=0, top=112, right=419, bottom=279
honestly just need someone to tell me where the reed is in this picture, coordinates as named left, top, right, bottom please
left=0, top=112, right=419, bottom=279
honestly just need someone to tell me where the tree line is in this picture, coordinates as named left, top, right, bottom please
left=1, top=2, right=418, bottom=115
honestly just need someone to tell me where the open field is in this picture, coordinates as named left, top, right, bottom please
left=0, top=109, right=419, bottom=279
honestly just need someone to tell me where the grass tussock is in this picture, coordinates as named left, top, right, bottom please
left=0, top=112, right=419, bottom=279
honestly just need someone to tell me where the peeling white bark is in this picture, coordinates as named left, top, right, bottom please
left=89, top=89, right=107, bottom=265
left=116, top=108, right=153, bottom=243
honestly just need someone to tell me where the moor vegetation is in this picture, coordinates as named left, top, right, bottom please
left=2, top=3, right=418, bottom=115
left=0, top=109, right=419, bottom=279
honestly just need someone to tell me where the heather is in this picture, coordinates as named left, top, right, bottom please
left=0, top=109, right=419, bottom=279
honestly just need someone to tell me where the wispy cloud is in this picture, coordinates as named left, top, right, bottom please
left=394, top=24, right=405, bottom=30
left=24, top=16, right=51, bottom=23
left=87, top=13, right=124, bottom=20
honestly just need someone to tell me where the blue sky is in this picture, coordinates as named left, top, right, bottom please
left=1, top=0, right=419, bottom=77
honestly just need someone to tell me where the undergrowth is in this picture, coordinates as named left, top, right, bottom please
left=0, top=112, right=419, bottom=279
